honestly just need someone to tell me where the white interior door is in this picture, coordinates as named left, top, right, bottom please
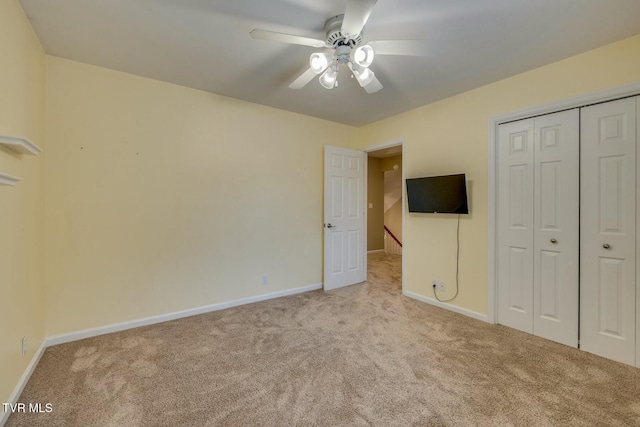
left=498, top=119, right=535, bottom=333
left=324, top=146, right=366, bottom=291
left=581, top=97, right=637, bottom=365
left=533, top=109, right=579, bottom=347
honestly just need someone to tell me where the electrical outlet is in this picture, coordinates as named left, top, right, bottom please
left=432, top=279, right=446, bottom=291
left=262, top=275, right=268, bottom=286
left=22, top=337, right=28, bottom=356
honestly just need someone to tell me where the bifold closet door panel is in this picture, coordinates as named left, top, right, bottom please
left=533, top=110, right=579, bottom=347
left=498, top=119, right=535, bottom=333
left=581, top=96, right=637, bottom=366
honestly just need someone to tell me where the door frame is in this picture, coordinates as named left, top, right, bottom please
left=363, top=139, right=406, bottom=295
left=487, top=82, right=640, bottom=325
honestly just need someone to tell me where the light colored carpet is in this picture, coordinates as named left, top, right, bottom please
left=7, top=254, right=640, bottom=426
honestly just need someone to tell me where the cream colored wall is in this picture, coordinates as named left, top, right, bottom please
left=367, top=157, right=384, bottom=251
left=0, top=0, right=46, bottom=406
left=45, top=56, right=357, bottom=336
left=357, top=35, right=640, bottom=315
left=381, top=155, right=403, bottom=243
left=381, top=156, right=402, bottom=172
left=384, top=199, right=402, bottom=244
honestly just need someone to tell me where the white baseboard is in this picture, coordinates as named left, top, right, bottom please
left=1, top=341, right=47, bottom=427
left=47, top=283, right=323, bottom=347
left=403, top=290, right=489, bottom=323
left=367, top=249, right=385, bottom=254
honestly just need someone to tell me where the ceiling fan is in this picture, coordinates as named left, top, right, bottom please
left=250, top=0, right=432, bottom=94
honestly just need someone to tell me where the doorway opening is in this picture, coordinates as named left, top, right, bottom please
left=366, top=143, right=404, bottom=293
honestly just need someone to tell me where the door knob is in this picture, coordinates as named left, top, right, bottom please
left=550, top=238, right=557, bottom=244
left=603, top=243, right=611, bottom=249
left=326, top=223, right=335, bottom=229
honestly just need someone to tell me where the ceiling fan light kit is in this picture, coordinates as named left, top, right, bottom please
left=350, top=63, right=375, bottom=87
left=353, top=45, right=375, bottom=68
left=319, top=66, right=339, bottom=89
left=250, top=0, right=430, bottom=94
left=310, top=52, right=330, bottom=74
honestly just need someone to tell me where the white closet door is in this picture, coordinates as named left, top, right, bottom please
left=581, top=97, right=637, bottom=365
left=498, top=119, right=535, bottom=333
left=533, top=110, right=579, bottom=347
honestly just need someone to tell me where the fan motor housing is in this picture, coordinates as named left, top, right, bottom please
left=324, top=15, right=363, bottom=48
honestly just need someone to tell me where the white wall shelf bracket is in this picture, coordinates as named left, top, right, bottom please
left=0, top=133, right=42, bottom=155
left=0, top=172, right=21, bottom=186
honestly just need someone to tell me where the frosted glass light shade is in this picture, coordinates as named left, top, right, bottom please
left=353, top=45, right=375, bottom=68
left=319, top=67, right=338, bottom=89
left=351, top=64, right=375, bottom=87
left=310, top=53, right=330, bottom=74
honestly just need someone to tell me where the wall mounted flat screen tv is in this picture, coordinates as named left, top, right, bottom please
left=406, top=174, right=469, bottom=214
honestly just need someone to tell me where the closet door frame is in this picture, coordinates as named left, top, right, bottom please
left=637, top=96, right=640, bottom=369
left=487, top=82, right=640, bottom=366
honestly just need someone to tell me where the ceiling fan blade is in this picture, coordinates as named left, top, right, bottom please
left=342, top=0, right=377, bottom=37
left=363, top=75, right=383, bottom=94
left=368, top=40, right=442, bottom=57
left=289, top=67, right=318, bottom=89
left=250, top=29, right=326, bottom=48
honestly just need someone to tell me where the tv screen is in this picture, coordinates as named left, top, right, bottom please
left=406, top=174, right=468, bottom=214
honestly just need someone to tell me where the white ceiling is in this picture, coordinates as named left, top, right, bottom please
left=19, top=0, right=640, bottom=127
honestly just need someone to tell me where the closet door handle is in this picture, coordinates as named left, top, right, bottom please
left=603, top=243, right=611, bottom=249
left=550, top=238, right=557, bottom=244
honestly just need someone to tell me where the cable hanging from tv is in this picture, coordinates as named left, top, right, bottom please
left=432, top=214, right=461, bottom=303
